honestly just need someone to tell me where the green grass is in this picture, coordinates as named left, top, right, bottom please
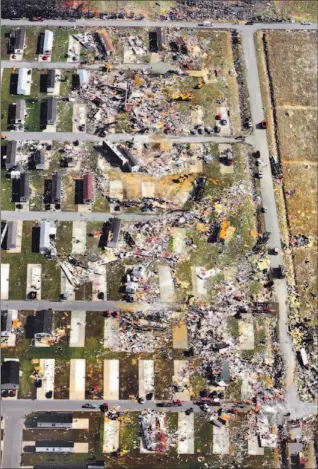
left=25, top=100, right=42, bottom=131
left=1, top=221, right=61, bottom=299
left=51, top=29, right=71, bottom=62
left=57, top=101, right=73, bottom=132
left=1, top=27, right=11, bottom=60
left=226, top=379, right=242, bottom=400
left=18, top=359, right=35, bottom=399
left=56, top=222, right=73, bottom=256
left=29, top=171, right=44, bottom=210
left=1, top=173, right=15, bottom=210
left=92, top=191, right=110, bottom=212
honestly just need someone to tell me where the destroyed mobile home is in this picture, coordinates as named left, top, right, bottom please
left=1, top=15, right=317, bottom=469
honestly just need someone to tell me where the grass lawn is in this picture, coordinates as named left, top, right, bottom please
left=51, top=28, right=71, bottom=62
left=25, top=100, right=42, bottom=131
left=57, top=101, right=73, bottom=132
left=106, top=262, right=125, bottom=300
left=56, top=221, right=73, bottom=256
left=1, top=173, right=15, bottom=210
left=1, top=221, right=61, bottom=299
left=29, top=171, right=44, bottom=210
left=54, top=359, right=70, bottom=399
left=18, top=359, right=35, bottom=399
left=62, top=174, right=77, bottom=211
left=92, top=191, right=110, bottom=212
left=1, top=27, right=11, bottom=59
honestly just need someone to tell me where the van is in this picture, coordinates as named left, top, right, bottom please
left=300, top=348, right=309, bottom=368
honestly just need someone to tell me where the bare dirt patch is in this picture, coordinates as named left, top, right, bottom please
left=293, top=247, right=318, bottom=316
left=283, top=162, right=317, bottom=236
left=276, top=108, right=318, bottom=162
left=266, top=31, right=318, bottom=107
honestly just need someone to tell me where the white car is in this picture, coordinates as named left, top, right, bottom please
left=301, top=21, right=312, bottom=25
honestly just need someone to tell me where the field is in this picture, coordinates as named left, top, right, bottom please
left=260, top=30, right=318, bottom=318
left=264, top=30, right=318, bottom=237
left=273, top=0, right=318, bottom=21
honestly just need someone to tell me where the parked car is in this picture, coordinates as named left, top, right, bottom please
left=82, top=403, right=97, bottom=409
left=157, top=400, right=183, bottom=407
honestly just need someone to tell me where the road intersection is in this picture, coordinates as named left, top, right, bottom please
left=1, top=17, right=317, bottom=469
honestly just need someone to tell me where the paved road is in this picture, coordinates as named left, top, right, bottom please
left=242, top=29, right=296, bottom=390
left=4, top=131, right=247, bottom=144
left=1, top=415, right=24, bottom=469
left=1, top=18, right=317, bottom=31
left=1, top=60, right=175, bottom=73
left=1, top=210, right=158, bottom=222
left=0, top=299, right=178, bottom=311
left=2, top=399, right=200, bottom=416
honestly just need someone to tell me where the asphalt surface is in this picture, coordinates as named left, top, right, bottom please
left=0, top=299, right=177, bottom=311
left=1, top=210, right=158, bottom=222
left=1, top=18, right=317, bottom=469
left=1, top=60, right=175, bottom=72
left=242, top=29, right=296, bottom=390
left=1, top=18, right=317, bottom=31
left=4, top=131, right=246, bottom=144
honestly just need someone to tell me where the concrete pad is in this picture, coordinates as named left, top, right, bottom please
left=191, top=266, right=207, bottom=298
left=239, top=313, right=255, bottom=350
left=103, top=360, right=119, bottom=400
left=6, top=221, right=23, bottom=253
left=173, top=360, right=190, bottom=401
left=43, top=124, right=57, bottom=133
left=22, top=441, right=35, bottom=451
left=109, top=180, right=123, bottom=201
left=70, top=311, right=86, bottom=347
left=92, top=264, right=107, bottom=300
left=1, top=264, right=10, bottom=300
left=69, top=359, right=86, bottom=400
left=220, top=163, right=234, bottom=174
left=139, top=360, right=154, bottom=399
left=67, top=35, right=80, bottom=62
left=173, top=189, right=190, bottom=207
left=159, top=265, right=175, bottom=303
left=37, top=359, right=55, bottom=400
left=72, top=418, right=89, bottom=429
left=2, top=358, right=19, bottom=399
left=140, top=412, right=167, bottom=453
left=39, top=54, right=51, bottom=62
left=172, top=321, right=188, bottom=349
left=103, top=419, right=120, bottom=453
left=191, top=106, right=203, bottom=126
left=5, top=310, right=18, bottom=347
left=9, top=53, right=23, bottom=61
left=72, top=221, right=87, bottom=254
left=241, top=375, right=253, bottom=400
left=72, top=103, right=87, bottom=133
left=178, top=412, right=194, bottom=454
left=172, top=228, right=186, bottom=255
left=73, top=442, right=89, bottom=453
left=141, top=181, right=155, bottom=198
left=26, top=264, right=42, bottom=299
left=213, top=425, right=230, bottom=454
left=216, top=106, right=230, bottom=135
left=104, top=318, right=119, bottom=349
left=60, top=270, right=75, bottom=301
left=248, top=434, right=264, bottom=455
left=78, top=204, right=91, bottom=213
